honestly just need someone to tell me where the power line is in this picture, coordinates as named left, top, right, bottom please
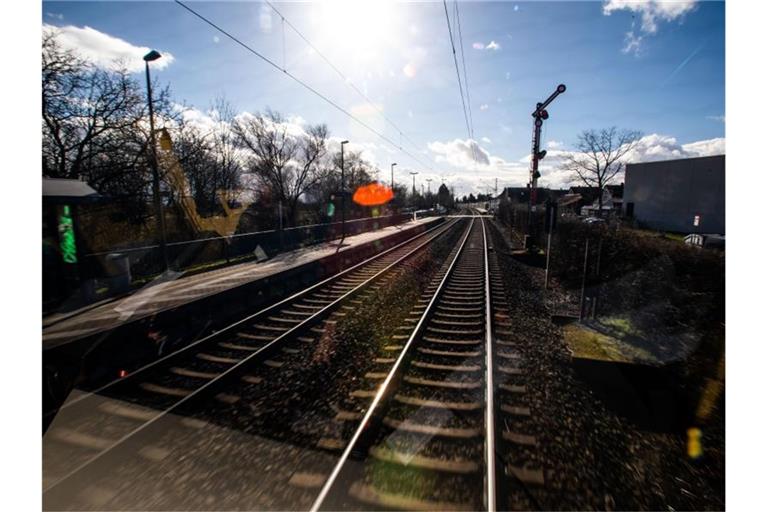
left=442, top=0, right=472, bottom=142
left=454, top=0, right=475, bottom=141
left=264, top=0, right=430, bottom=168
left=174, top=0, right=432, bottom=172
left=442, top=0, right=481, bottom=173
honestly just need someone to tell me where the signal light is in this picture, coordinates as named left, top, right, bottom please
left=539, top=109, right=549, bottom=120
left=532, top=170, right=541, bottom=180
left=119, top=369, right=127, bottom=378
left=557, top=84, right=567, bottom=93
left=537, top=150, right=547, bottom=160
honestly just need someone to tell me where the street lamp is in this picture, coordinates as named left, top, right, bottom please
left=340, top=140, right=349, bottom=240
left=409, top=171, right=418, bottom=196
left=143, top=49, right=169, bottom=272
left=390, top=162, right=397, bottom=189
left=426, top=178, right=433, bottom=195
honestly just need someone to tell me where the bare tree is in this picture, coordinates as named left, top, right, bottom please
left=561, top=127, right=642, bottom=215
left=42, top=29, right=179, bottom=223
left=232, top=110, right=329, bottom=225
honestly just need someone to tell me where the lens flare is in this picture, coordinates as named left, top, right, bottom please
left=353, top=183, right=394, bottom=206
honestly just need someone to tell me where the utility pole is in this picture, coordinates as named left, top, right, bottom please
left=410, top=171, right=418, bottom=198
left=527, top=84, right=566, bottom=250
left=340, top=140, right=349, bottom=240
left=390, top=162, right=397, bottom=190
left=426, top=178, right=433, bottom=195
left=143, top=50, right=169, bottom=272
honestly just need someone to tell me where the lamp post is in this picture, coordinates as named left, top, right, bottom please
left=426, top=178, right=433, bottom=195
left=143, top=49, right=169, bottom=272
left=340, top=140, right=349, bottom=240
left=390, top=162, right=397, bottom=189
left=410, top=171, right=418, bottom=197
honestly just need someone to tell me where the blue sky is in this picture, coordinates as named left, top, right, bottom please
left=42, top=0, right=725, bottom=195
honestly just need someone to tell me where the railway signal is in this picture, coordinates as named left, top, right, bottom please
left=526, top=83, right=566, bottom=249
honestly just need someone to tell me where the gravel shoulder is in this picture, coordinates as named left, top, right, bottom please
left=488, top=219, right=724, bottom=511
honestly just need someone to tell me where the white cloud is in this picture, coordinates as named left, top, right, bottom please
left=259, top=3, right=273, bottom=33
left=706, top=115, right=725, bottom=123
left=603, top=0, right=697, bottom=55
left=505, top=71, right=511, bottom=80
left=479, top=104, right=489, bottom=111
left=473, top=40, right=502, bottom=51
left=427, top=132, right=725, bottom=195
left=43, top=23, right=174, bottom=73
left=428, top=138, right=492, bottom=168
left=213, top=36, right=220, bottom=44
left=481, top=137, right=492, bottom=145
left=681, top=137, right=725, bottom=157
left=46, top=12, right=64, bottom=20
left=538, top=133, right=725, bottom=189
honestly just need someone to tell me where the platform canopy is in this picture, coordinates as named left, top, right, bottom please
left=43, top=178, right=101, bottom=203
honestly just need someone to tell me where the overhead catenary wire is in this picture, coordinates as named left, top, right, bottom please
left=453, top=0, right=479, bottom=173
left=442, top=0, right=472, bottom=142
left=454, top=0, right=475, bottom=141
left=174, top=0, right=432, bottom=173
left=264, top=0, right=430, bottom=169
left=442, top=0, right=480, bottom=171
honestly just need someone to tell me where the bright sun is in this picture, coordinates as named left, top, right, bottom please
left=312, top=0, right=399, bottom=60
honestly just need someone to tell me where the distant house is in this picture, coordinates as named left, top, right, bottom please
left=623, top=155, right=725, bottom=234
left=496, top=187, right=565, bottom=206
left=580, top=184, right=624, bottom=216
left=556, top=185, right=617, bottom=216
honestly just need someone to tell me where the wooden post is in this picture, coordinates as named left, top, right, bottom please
left=544, top=206, right=555, bottom=289
left=579, top=238, right=590, bottom=321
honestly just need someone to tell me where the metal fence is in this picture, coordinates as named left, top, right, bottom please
left=81, top=213, right=413, bottom=287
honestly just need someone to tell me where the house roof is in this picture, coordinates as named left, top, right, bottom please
left=558, top=194, right=582, bottom=207
left=498, top=187, right=567, bottom=204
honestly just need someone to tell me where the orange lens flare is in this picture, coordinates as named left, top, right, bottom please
left=352, top=183, right=394, bottom=206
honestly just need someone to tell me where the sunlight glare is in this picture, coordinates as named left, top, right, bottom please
left=314, top=0, right=398, bottom=60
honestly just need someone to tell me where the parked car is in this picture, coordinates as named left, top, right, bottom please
left=684, top=233, right=725, bottom=250
left=582, top=216, right=606, bottom=225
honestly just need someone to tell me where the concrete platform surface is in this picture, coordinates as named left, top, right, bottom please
left=43, top=217, right=437, bottom=349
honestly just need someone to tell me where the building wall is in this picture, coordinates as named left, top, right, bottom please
left=623, top=155, right=725, bottom=234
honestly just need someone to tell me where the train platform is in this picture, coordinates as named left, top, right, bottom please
left=43, top=217, right=438, bottom=349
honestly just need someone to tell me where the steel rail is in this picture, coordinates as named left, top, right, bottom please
left=56, top=218, right=456, bottom=412
left=482, top=217, right=498, bottom=511
left=309, top=216, right=477, bottom=512
left=43, top=218, right=463, bottom=495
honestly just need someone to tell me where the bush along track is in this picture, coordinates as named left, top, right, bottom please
left=487, top=219, right=724, bottom=511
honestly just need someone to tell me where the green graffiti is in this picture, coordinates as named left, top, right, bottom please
left=327, top=202, right=336, bottom=217
left=58, top=205, right=78, bottom=264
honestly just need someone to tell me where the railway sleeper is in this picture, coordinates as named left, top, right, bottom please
left=403, top=375, right=482, bottom=389
left=368, top=445, right=479, bottom=474
left=382, top=417, right=482, bottom=438
left=393, top=394, right=482, bottom=411
left=411, top=360, right=481, bottom=372
left=347, top=481, right=474, bottom=512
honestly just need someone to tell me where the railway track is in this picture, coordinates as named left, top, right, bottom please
left=44, top=214, right=544, bottom=511
left=43, top=217, right=464, bottom=497
left=309, top=216, right=544, bottom=511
